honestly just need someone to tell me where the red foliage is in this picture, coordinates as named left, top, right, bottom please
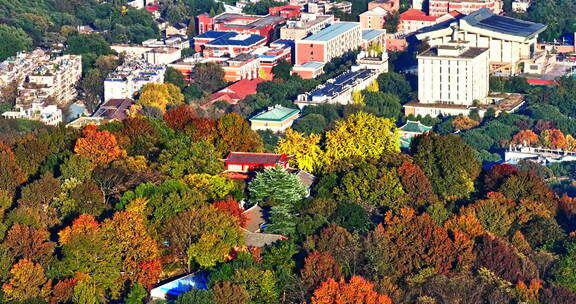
left=51, top=278, right=78, bottom=304
left=213, top=197, right=247, bottom=227
left=535, top=120, right=555, bottom=133
left=397, top=160, right=438, bottom=206
left=163, top=105, right=197, bottom=130
left=4, top=224, right=55, bottom=265
left=74, top=125, right=125, bottom=166
left=190, top=118, right=217, bottom=141
left=511, top=130, right=539, bottom=146
left=542, top=129, right=567, bottom=149
left=311, top=276, right=392, bottom=304
left=58, top=214, right=100, bottom=245
left=134, top=258, right=162, bottom=290
left=0, top=143, right=27, bottom=193
left=121, top=117, right=156, bottom=138
left=483, top=164, right=519, bottom=192
left=474, top=234, right=531, bottom=283
left=301, top=251, right=343, bottom=291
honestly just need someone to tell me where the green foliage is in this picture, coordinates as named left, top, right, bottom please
left=248, top=166, right=308, bottom=206
left=0, top=24, right=32, bottom=61
left=165, top=67, right=186, bottom=90
left=329, top=201, right=373, bottom=232
left=158, top=136, right=223, bottom=178
left=292, top=114, right=328, bottom=135
left=175, top=289, right=215, bottom=304
left=123, top=284, right=147, bottom=304
left=363, top=91, right=402, bottom=119
left=267, top=203, right=297, bottom=236
left=555, top=242, right=576, bottom=292
left=242, top=0, right=287, bottom=15
left=376, top=72, right=413, bottom=103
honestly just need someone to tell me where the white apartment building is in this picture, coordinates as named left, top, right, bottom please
left=0, top=49, right=47, bottom=87
left=417, top=45, right=489, bottom=106
left=104, top=61, right=166, bottom=101
left=416, top=8, right=547, bottom=75
left=23, top=55, right=82, bottom=104
left=280, top=14, right=334, bottom=40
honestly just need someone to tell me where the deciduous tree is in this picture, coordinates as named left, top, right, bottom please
left=397, top=160, right=438, bottom=207
left=301, top=251, right=343, bottom=292
left=2, top=259, right=51, bottom=302
left=512, top=130, right=539, bottom=146
left=213, top=197, right=248, bottom=227
left=163, top=105, right=197, bottom=130
left=4, top=224, right=55, bottom=266
left=540, top=128, right=566, bottom=149
left=215, top=113, right=263, bottom=154
left=311, top=276, right=392, bottom=304
left=276, top=129, right=325, bottom=173
left=74, top=125, right=125, bottom=166
left=138, top=83, right=184, bottom=112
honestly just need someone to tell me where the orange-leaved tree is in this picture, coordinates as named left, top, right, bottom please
left=2, top=259, right=51, bottom=302
left=74, top=125, right=125, bottom=166
left=310, top=275, right=392, bottom=304
left=511, top=130, right=539, bottom=146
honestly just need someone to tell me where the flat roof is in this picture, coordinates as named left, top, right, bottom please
left=207, top=33, right=266, bottom=46
left=250, top=106, right=300, bottom=122
left=463, top=8, right=546, bottom=38
left=299, top=61, right=325, bottom=69
left=418, top=46, right=488, bottom=58
left=304, top=69, right=375, bottom=101
left=304, top=22, right=359, bottom=42
left=362, top=29, right=386, bottom=41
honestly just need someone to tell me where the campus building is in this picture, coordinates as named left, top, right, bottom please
left=197, top=13, right=285, bottom=43
left=294, top=22, right=362, bottom=66
left=359, top=7, right=388, bottom=30
left=249, top=105, right=300, bottom=133
left=194, top=31, right=267, bottom=58
left=398, top=9, right=463, bottom=35
left=280, top=14, right=334, bottom=40
left=368, top=0, right=400, bottom=13
left=416, top=8, right=547, bottom=75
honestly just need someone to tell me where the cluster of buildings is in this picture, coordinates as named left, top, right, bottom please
left=0, top=50, right=82, bottom=125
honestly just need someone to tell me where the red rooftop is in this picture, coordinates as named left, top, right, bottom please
left=224, top=152, right=290, bottom=173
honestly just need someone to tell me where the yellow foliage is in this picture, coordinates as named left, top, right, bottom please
left=138, top=83, right=184, bottom=112
left=367, top=79, right=379, bottom=92
left=324, top=112, right=400, bottom=166
left=276, top=129, right=325, bottom=173
left=352, top=89, right=364, bottom=105
left=125, top=197, right=151, bottom=218
left=566, top=134, right=576, bottom=151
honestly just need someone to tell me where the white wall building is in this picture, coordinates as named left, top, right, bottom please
left=2, top=101, right=62, bottom=126
left=512, top=0, right=531, bottom=12
left=104, top=61, right=166, bottom=101
left=23, top=55, right=82, bottom=104
left=417, top=45, right=489, bottom=106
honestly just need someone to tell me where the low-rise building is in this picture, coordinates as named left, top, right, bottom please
left=194, top=31, right=267, bottom=58
left=291, top=61, right=325, bottom=79
left=362, top=29, right=387, bottom=50
left=254, top=41, right=293, bottom=80
left=250, top=105, right=300, bottom=132
left=221, top=53, right=261, bottom=82
left=104, top=60, right=166, bottom=101
left=295, top=22, right=362, bottom=66
left=512, top=0, right=531, bottom=12
left=165, top=22, right=188, bottom=36
left=307, top=0, right=352, bottom=14
left=280, top=14, right=334, bottom=40
left=360, top=7, right=388, bottom=30
left=210, top=78, right=265, bottom=104
left=368, top=0, right=400, bottom=13
left=0, top=49, right=47, bottom=87
left=398, top=9, right=462, bottom=35
left=92, top=98, right=134, bottom=121
left=268, top=5, right=302, bottom=19
left=224, top=152, right=291, bottom=172
left=399, top=120, right=432, bottom=148
left=144, top=47, right=182, bottom=65
left=197, top=13, right=286, bottom=43
left=295, top=68, right=379, bottom=108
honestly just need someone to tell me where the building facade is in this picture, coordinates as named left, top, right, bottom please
left=197, top=13, right=285, bottom=43
left=295, top=22, right=362, bottom=65
left=428, top=0, right=502, bottom=16
left=359, top=7, right=388, bottom=30
left=250, top=105, right=300, bottom=133
left=280, top=14, right=334, bottom=40
left=368, top=0, right=400, bottom=13
left=104, top=61, right=166, bottom=101
left=417, top=45, right=489, bottom=106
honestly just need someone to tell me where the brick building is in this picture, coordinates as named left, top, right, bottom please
left=197, top=13, right=285, bottom=43
left=295, top=22, right=362, bottom=66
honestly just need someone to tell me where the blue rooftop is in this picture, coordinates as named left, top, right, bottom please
left=362, top=29, right=385, bottom=41
left=196, top=31, right=232, bottom=39
left=300, top=61, right=325, bottom=69
left=304, top=22, right=359, bottom=42
left=208, top=33, right=266, bottom=47
left=463, top=8, right=546, bottom=38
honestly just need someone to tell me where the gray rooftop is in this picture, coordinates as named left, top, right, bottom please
left=418, top=46, right=489, bottom=59
left=304, top=22, right=359, bottom=42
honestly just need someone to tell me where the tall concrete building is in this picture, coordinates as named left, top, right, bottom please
left=417, top=45, right=489, bottom=106
left=104, top=60, right=166, bottom=101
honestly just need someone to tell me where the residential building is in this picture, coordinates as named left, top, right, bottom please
left=280, top=14, right=334, bottom=40
left=295, top=22, right=362, bottom=66
left=104, top=60, right=166, bottom=101
left=197, top=13, right=285, bottom=43
left=295, top=68, right=379, bottom=108
left=165, top=22, right=188, bottom=36
left=359, top=7, right=388, bottom=30
left=250, top=105, right=301, bottom=132
left=417, top=45, right=489, bottom=106
left=512, top=0, right=531, bottom=12
left=416, top=8, right=547, bottom=75
left=398, top=120, right=432, bottom=148
left=193, top=31, right=267, bottom=58
left=398, top=9, right=462, bottom=35
left=0, top=49, right=47, bottom=87
left=17, top=54, right=82, bottom=105
left=368, top=0, right=400, bottom=13
left=428, top=0, right=502, bottom=16
left=2, top=100, right=62, bottom=126
left=223, top=152, right=291, bottom=172
left=210, top=78, right=265, bottom=104
left=221, top=53, right=261, bottom=82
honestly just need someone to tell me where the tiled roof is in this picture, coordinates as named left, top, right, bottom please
left=210, top=78, right=264, bottom=103
left=250, top=106, right=300, bottom=122
left=400, top=9, right=437, bottom=22
left=243, top=230, right=285, bottom=247
left=225, top=152, right=288, bottom=164
left=400, top=120, right=432, bottom=133
left=304, top=22, right=359, bottom=42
